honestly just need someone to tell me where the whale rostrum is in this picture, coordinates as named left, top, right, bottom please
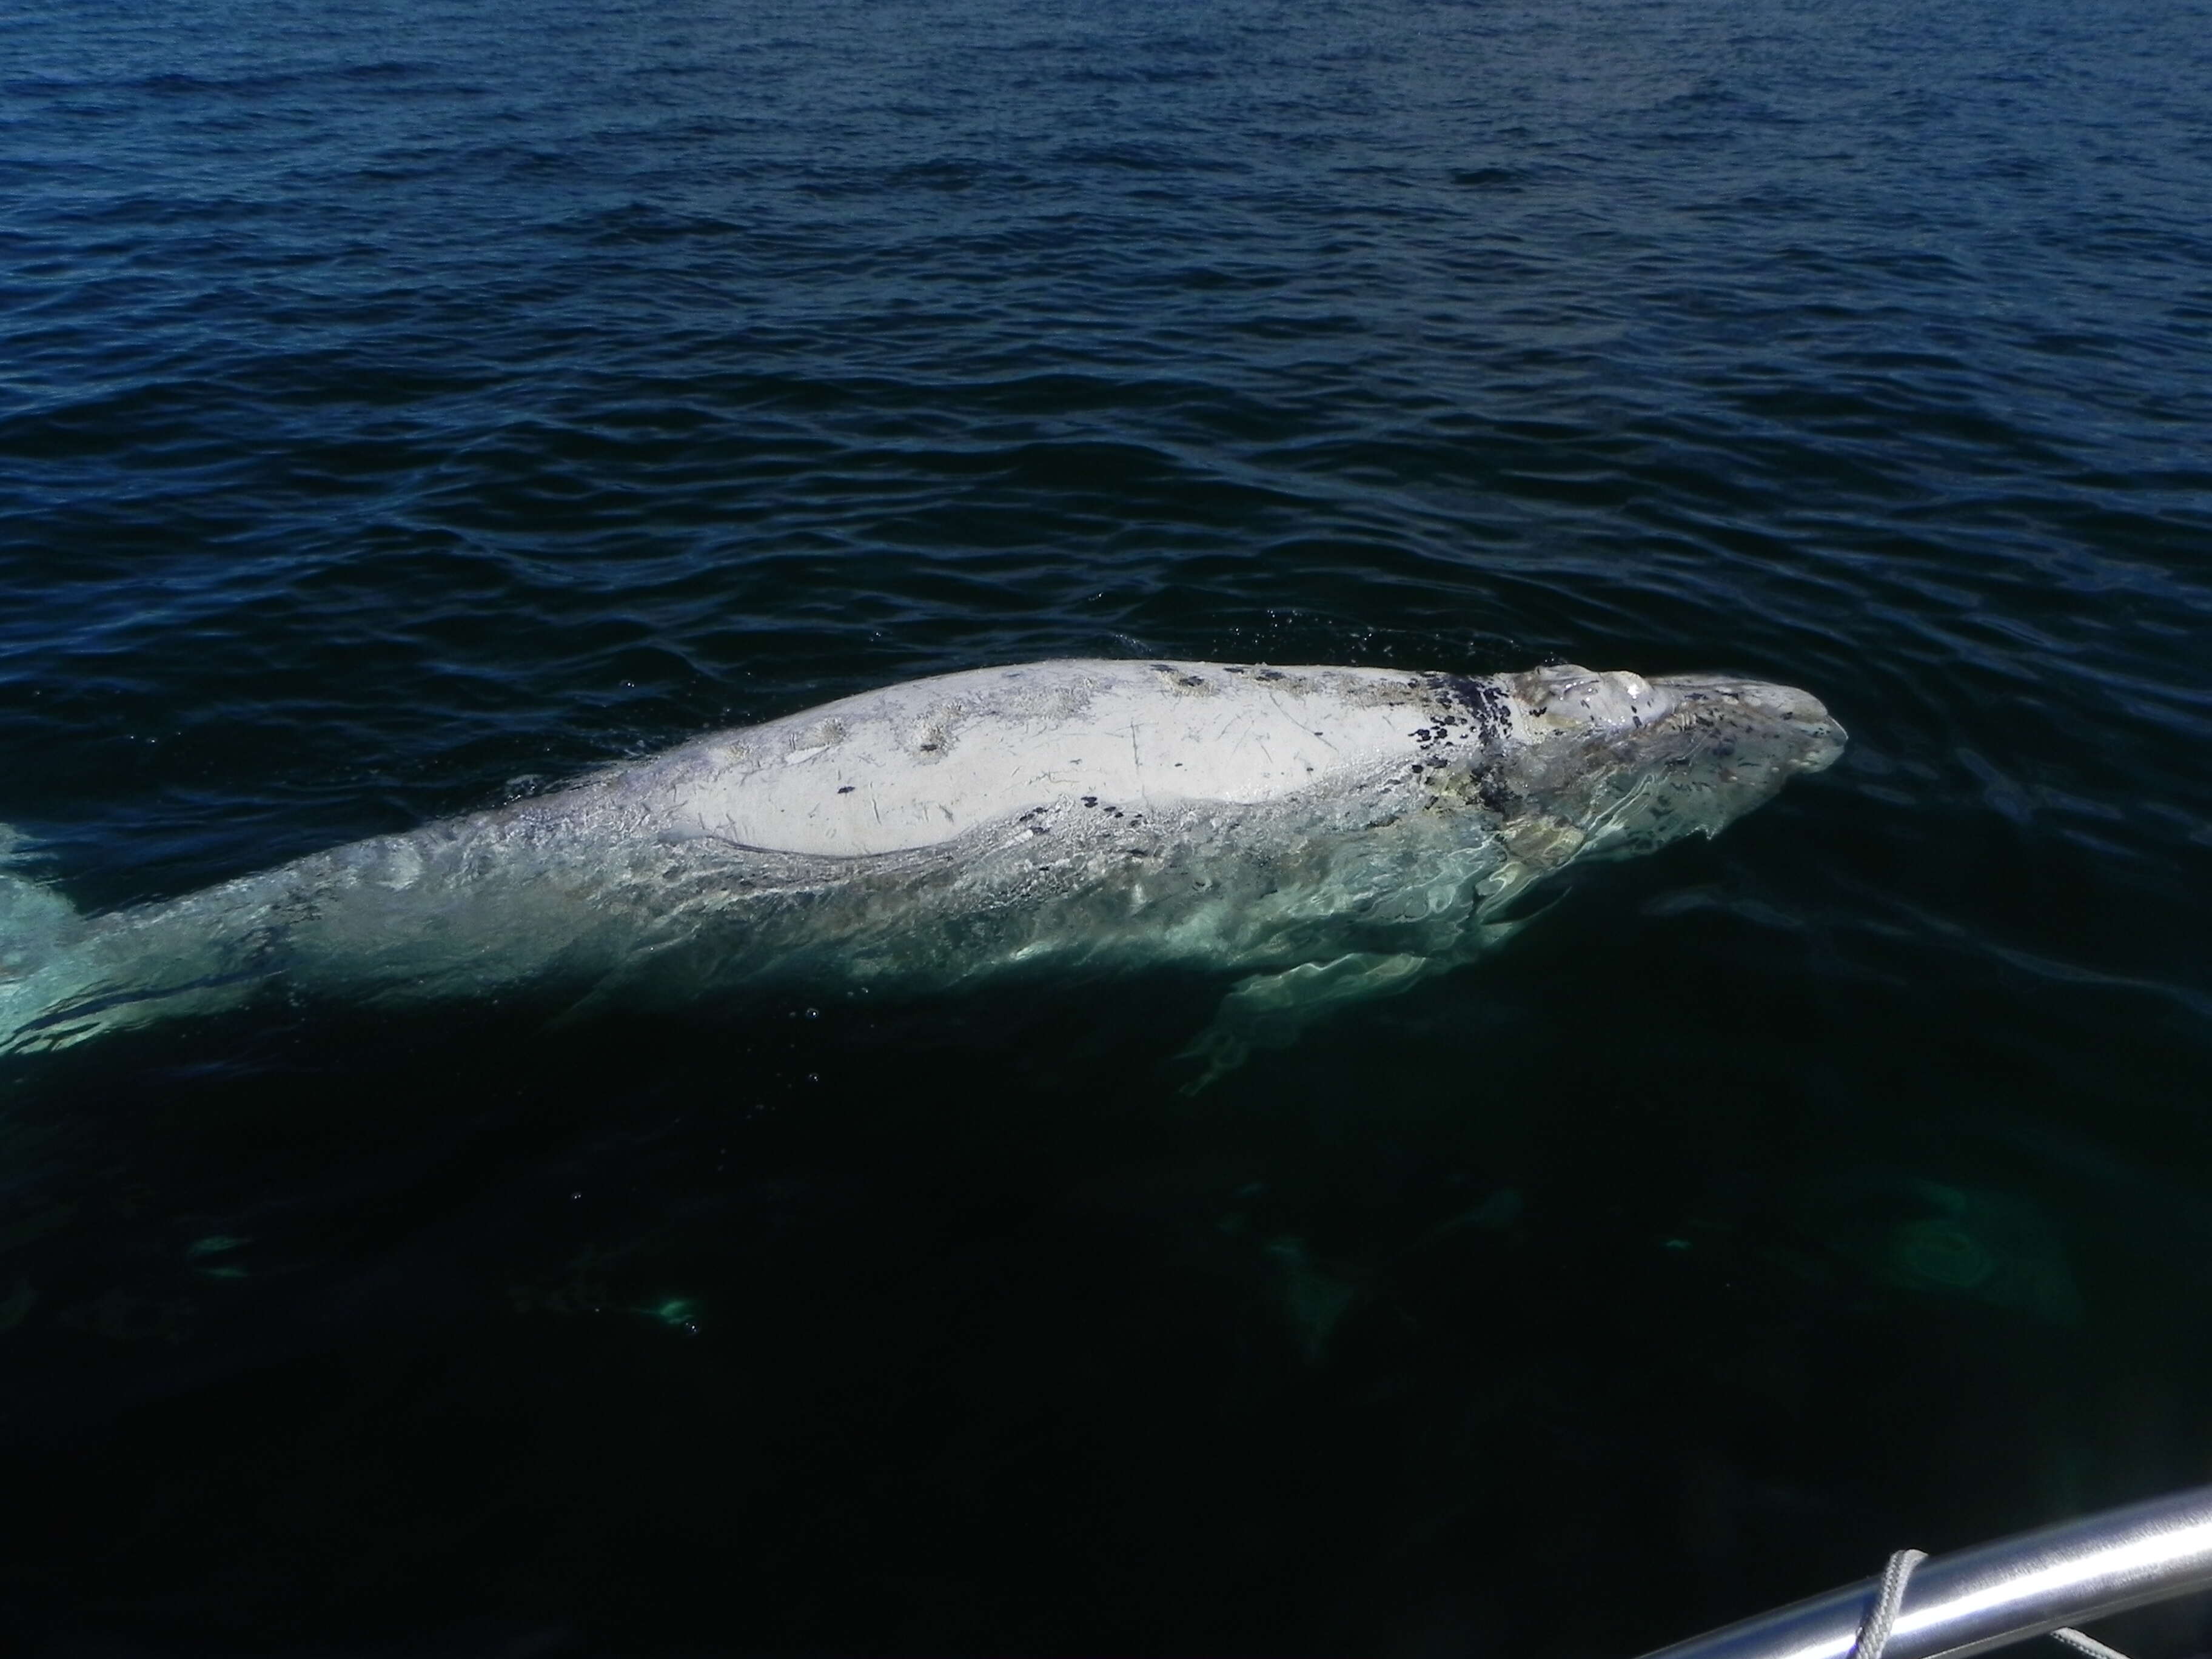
left=0, top=658, right=1843, bottom=1073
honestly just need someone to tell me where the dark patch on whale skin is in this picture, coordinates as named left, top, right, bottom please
left=1145, top=663, right=1219, bottom=695
left=1395, top=675, right=1519, bottom=826
left=1424, top=673, right=1510, bottom=743
left=1471, top=766, right=1523, bottom=817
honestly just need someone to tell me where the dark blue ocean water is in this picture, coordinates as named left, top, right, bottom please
left=4, top=0, right=2211, bottom=1653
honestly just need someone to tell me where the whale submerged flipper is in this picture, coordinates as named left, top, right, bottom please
left=1181, top=951, right=1439, bottom=1093
left=0, top=659, right=1845, bottom=1067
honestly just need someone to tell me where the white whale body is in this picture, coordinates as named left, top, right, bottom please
left=0, top=658, right=1843, bottom=1070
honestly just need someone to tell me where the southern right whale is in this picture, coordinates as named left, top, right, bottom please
left=0, top=658, right=1843, bottom=1071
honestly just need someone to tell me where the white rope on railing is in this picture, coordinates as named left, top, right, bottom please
left=1848, top=1546, right=2137, bottom=1659
left=2051, top=1627, right=2134, bottom=1659
left=1852, top=1549, right=1928, bottom=1659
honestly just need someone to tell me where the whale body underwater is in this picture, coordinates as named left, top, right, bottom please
left=0, top=658, right=1843, bottom=1071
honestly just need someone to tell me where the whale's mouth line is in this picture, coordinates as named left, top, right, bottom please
left=1584, top=768, right=1666, bottom=846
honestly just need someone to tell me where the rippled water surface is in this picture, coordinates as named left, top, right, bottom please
left=4, top=0, right=2212, bottom=1653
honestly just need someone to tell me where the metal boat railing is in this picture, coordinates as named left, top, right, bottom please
left=1640, top=1486, right=2212, bottom=1659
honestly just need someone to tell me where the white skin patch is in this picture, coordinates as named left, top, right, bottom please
left=653, top=659, right=1463, bottom=858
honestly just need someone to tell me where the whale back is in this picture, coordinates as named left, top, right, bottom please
left=637, top=659, right=1461, bottom=857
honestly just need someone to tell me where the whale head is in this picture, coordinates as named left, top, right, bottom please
left=1472, top=665, right=1845, bottom=870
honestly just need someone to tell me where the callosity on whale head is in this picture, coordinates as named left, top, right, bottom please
left=1455, top=664, right=1846, bottom=873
